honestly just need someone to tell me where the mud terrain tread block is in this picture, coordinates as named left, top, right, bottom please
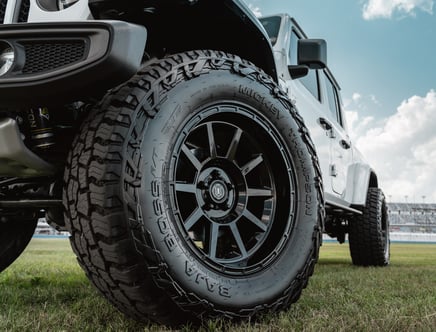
left=63, top=50, right=325, bottom=325
left=64, top=92, right=180, bottom=326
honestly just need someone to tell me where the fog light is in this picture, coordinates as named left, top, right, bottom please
left=0, top=43, right=14, bottom=77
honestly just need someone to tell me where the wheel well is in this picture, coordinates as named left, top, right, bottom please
left=147, top=1, right=277, bottom=80
left=368, top=171, right=378, bottom=188
left=91, top=0, right=277, bottom=81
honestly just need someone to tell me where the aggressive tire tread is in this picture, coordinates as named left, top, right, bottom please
left=63, top=50, right=325, bottom=325
left=349, top=187, right=390, bottom=266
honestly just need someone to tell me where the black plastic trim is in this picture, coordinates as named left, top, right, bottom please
left=0, top=20, right=147, bottom=105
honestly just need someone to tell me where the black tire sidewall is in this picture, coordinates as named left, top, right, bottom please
left=380, top=190, right=390, bottom=263
left=136, top=70, right=319, bottom=308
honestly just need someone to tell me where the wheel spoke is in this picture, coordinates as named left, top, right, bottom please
left=175, top=182, right=197, bottom=194
left=208, top=223, right=220, bottom=260
left=182, top=144, right=202, bottom=171
left=242, top=209, right=268, bottom=232
left=184, top=208, right=203, bottom=231
left=169, top=102, right=297, bottom=272
left=241, top=154, right=264, bottom=176
left=247, top=188, right=273, bottom=198
left=226, top=128, right=243, bottom=161
left=230, top=223, right=248, bottom=258
left=207, top=123, right=217, bottom=158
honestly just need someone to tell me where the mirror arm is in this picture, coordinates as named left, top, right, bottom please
left=288, top=65, right=309, bottom=79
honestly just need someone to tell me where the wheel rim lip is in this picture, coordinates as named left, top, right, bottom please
left=168, top=103, right=297, bottom=274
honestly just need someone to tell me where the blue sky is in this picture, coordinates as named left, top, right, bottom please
left=244, top=0, right=436, bottom=203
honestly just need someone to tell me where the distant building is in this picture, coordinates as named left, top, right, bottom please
left=35, top=219, right=69, bottom=237
left=387, top=203, right=436, bottom=233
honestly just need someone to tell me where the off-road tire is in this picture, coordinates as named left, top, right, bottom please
left=0, top=217, right=37, bottom=272
left=63, top=50, right=324, bottom=326
left=349, top=187, right=390, bottom=266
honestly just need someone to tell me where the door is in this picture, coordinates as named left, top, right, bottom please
left=285, top=28, right=332, bottom=186
left=321, top=72, right=353, bottom=196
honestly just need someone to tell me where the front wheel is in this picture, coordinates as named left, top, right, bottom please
left=63, top=50, right=324, bottom=325
left=349, top=187, right=390, bottom=266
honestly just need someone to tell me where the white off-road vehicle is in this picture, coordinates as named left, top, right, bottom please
left=0, top=0, right=389, bottom=326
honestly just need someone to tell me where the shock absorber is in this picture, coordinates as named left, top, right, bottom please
left=25, top=107, right=55, bottom=150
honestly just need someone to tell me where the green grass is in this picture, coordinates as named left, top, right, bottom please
left=1, top=239, right=435, bottom=332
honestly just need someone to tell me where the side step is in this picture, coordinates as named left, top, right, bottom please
left=325, top=193, right=363, bottom=217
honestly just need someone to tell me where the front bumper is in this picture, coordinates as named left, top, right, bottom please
left=0, top=20, right=146, bottom=105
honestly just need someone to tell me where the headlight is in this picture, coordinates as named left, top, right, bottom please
left=0, top=42, right=14, bottom=77
left=58, top=0, right=79, bottom=10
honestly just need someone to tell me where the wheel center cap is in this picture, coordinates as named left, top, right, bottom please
left=210, top=181, right=227, bottom=203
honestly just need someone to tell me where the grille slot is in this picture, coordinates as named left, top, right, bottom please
left=22, top=40, right=87, bottom=74
left=0, top=0, right=7, bottom=24
left=18, top=0, right=30, bottom=23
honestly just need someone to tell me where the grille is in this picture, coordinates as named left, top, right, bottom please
left=22, top=40, right=87, bottom=74
left=0, top=0, right=7, bottom=24
left=18, top=0, right=30, bottom=23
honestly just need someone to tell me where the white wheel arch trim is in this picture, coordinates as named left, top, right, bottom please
left=343, top=163, right=375, bottom=206
left=28, top=0, right=92, bottom=22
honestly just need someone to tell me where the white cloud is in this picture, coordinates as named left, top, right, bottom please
left=344, top=92, right=379, bottom=141
left=248, top=4, right=263, bottom=17
left=362, top=0, right=434, bottom=20
left=370, top=94, right=381, bottom=105
left=352, top=93, right=362, bottom=103
left=345, top=110, right=375, bottom=142
left=350, top=90, right=436, bottom=202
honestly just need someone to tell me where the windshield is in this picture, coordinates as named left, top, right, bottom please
left=259, top=16, right=282, bottom=46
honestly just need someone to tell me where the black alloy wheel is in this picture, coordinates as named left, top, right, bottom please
left=170, top=107, right=295, bottom=274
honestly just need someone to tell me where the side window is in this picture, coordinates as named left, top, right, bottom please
left=259, top=16, right=282, bottom=46
left=289, top=30, right=299, bottom=65
left=324, top=73, right=343, bottom=126
left=300, top=70, right=320, bottom=101
left=289, top=30, right=320, bottom=101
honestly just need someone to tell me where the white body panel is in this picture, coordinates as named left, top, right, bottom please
left=266, top=14, right=373, bottom=207
left=28, top=0, right=92, bottom=22
left=0, top=0, right=91, bottom=23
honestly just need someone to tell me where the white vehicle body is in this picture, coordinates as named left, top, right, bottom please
left=0, top=1, right=390, bottom=325
left=2, top=0, right=91, bottom=23
left=260, top=14, right=377, bottom=209
left=0, top=1, right=378, bottom=211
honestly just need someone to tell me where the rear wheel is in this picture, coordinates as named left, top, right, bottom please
left=0, top=216, right=37, bottom=272
left=349, top=187, right=390, bottom=266
left=63, top=50, right=324, bottom=325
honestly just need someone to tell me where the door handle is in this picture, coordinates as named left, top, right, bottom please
left=318, top=117, right=332, bottom=131
left=318, top=117, right=336, bottom=138
left=340, top=139, right=351, bottom=149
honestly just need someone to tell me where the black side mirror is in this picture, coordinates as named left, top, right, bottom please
left=298, top=39, right=327, bottom=69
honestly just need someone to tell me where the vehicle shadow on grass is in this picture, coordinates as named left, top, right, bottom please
left=0, top=267, right=200, bottom=331
left=318, top=257, right=352, bottom=265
